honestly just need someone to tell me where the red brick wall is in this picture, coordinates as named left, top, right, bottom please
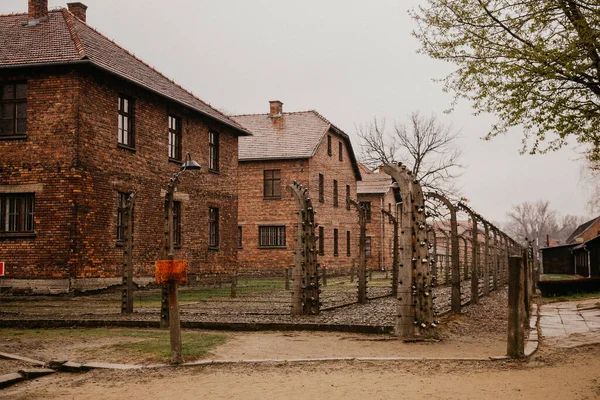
left=237, top=128, right=361, bottom=274
left=307, top=129, right=360, bottom=273
left=358, top=190, right=398, bottom=271
left=0, top=68, right=80, bottom=280
left=0, top=66, right=240, bottom=286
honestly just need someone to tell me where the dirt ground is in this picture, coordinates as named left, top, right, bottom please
left=2, top=345, right=600, bottom=400
left=4, top=290, right=595, bottom=399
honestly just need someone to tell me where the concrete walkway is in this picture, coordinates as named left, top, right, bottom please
left=539, top=298, right=600, bottom=348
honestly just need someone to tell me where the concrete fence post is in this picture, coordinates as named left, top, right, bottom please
left=507, top=255, right=525, bottom=358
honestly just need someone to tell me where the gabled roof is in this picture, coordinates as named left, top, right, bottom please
left=232, top=110, right=362, bottom=180
left=566, top=216, right=600, bottom=244
left=0, top=9, right=250, bottom=136
left=357, top=164, right=392, bottom=195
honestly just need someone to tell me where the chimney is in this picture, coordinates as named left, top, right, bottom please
left=269, top=100, right=283, bottom=118
left=67, top=2, right=88, bottom=22
left=28, top=0, right=48, bottom=22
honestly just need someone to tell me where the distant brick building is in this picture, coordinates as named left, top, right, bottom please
left=356, top=164, right=399, bottom=271
left=0, top=1, right=250, bottom=293
left=232, top=101, right=362, bottom=274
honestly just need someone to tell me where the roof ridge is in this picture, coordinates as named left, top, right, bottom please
left=231, top=110, right=317, bottom=118
left=70, top=16, right=237, bottom=127
left=0, top=12, right=28, bottom=17
left=61, top=9, right=86, bottom=59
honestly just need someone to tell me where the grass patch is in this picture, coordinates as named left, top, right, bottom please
left=0, top=328, right=227, bottom=362
left=538, top=291, right=600, bottom=304
left=540, top=274, right=583, bottom=282
left=136, top=278, right=285, bottom=306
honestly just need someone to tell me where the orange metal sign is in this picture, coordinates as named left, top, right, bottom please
left=155, top=260, right=188, bottom=284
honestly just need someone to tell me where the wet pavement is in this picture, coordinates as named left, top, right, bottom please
left=538, top=298, right=600, bottom=348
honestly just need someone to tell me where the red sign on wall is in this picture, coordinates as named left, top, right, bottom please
left=0, top=262, right=4, bottom=277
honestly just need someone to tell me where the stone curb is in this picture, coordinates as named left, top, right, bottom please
left=0, top=319, right=393, bottom=335
left=524, top=303, right=540, bottom=357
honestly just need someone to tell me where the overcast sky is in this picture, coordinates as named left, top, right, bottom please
left=3, top=0, right=593, bottom=222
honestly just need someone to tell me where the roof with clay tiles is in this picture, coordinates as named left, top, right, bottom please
left=0, top=8, right=250, bottom=135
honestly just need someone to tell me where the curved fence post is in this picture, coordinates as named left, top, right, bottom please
left=457, top=202, right=479, bottom=305
left=348, top=198, right=368, bottom=304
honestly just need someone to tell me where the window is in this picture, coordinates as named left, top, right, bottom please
left=318, top=226, right=324, bottom=255
left=238, top=226, right=243, bottom=248
left=346, top=231, right=351, bottom=256
left=327, top=135, right=332, bottom=156
left=259, top=226, right=286, bottom=247
left=1, top=82, right=27, bottom=138
left=1, top=193, right=34, bottom=234
left=208, top=207, right=219, bottom=248
left=168, top=115, right=182, bottom=161
left=388, top=203, right=392, bottom=223
left=365, top=236, right=372, bottom=257
left=338, top=142, right=343, bottom=161
left=264, top=170, right=281, bottom=199
left=118, top=95, right=134, bottom=148
left=346, top=185, right=350, bottom=210
left=319, top=174, right=324, bottom=203
left=116, top=192, right=131, bottom=241
left=333, top=228, right=339, bottom=256
left=173, top=201, right=182, bottom=247
left=209, top=131, right=219, bottom=172
left=360, top=201, right=372, bottom=222
left=333, top=180, right=338, bottom=207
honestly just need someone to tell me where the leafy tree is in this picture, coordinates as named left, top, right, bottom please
left=411, top=0, right=600, bottom=162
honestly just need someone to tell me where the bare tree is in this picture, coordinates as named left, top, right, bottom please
left=580, top=159, right=600, bottom=214
left=357, top=112, right=463, bottom=198
left=505, top=201, right=558, bottom=246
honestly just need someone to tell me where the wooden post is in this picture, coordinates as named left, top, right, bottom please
left=284, top=268, right=290, bottom=291
left=381, top=209, right=398, bottom=297
left=483, top=222, right=490, bottom=297
left=492, top=229, right=499, bottom=291
left=121, top=192, right=135, bottom=314
left=458, top=203, right=479, bottom=305
left=348, top=199, right=368, bottom=304
left=426, top=192, right=460, bottom=314
left=507, top=255, right=525, bottom=358
left=167, top=280, right=182, bottom=364
left=230, top=269, right=237, bottom=298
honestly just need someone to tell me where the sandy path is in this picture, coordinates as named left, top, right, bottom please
left=4, top=345, right=599, bottom=400
left=210, top=331, right=506, bottom=359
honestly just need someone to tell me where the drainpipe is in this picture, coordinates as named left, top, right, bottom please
left=380, top=197, right=384, bottom=271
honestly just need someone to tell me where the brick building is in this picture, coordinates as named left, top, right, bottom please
left=356, top=164, right=399, bottom=271
left=0, top=1, right=250, bottom=293
left=232, top=101, right=362, bottom=274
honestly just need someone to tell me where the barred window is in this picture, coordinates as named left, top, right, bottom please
left=333, top=180, right=338, bottom=207
left=264, top=170, right=281, bottom=198
left=168, top=115, right=182, bottom=161
left=259, top=226, right=286, bottom=247
left=118, top=95, right=134, bottom=148
left=333, top=228, right=339, bottom=256
left=346, top=184, right=350, bottom=210
left=116, top=192, right=129, bottom=241
left=338, top=141, right=343, bottom=161
left=1, top=193, right=34, bottom=233
left=346, top=230, right=351, bottom=256
left=1, top=82, right=27, bottom=138
left=318, top=226, right=324, bottom=255
left=365, top=236, right=372, bottom=257
left=319, top=174, right=324, bottom=203
left=360, top=201, right=372, bottom=222
left=209, top=131, right=219, bottom=172
left=327, top=135, right=332, bottom=156
left=208, top=207, right=219, bottom=248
